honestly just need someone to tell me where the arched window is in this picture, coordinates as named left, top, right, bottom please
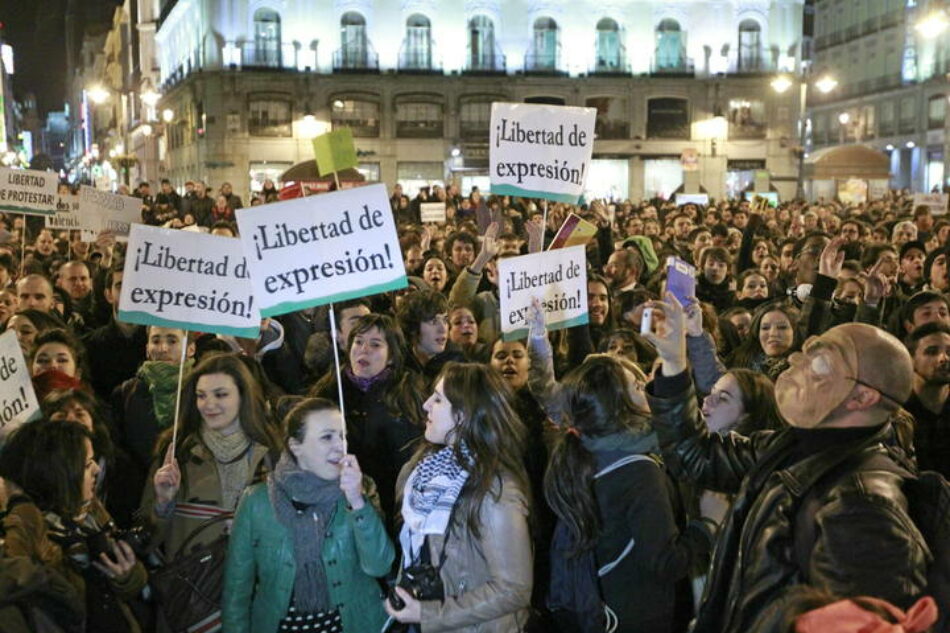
left=595, top=18, right=622, bottom=72
left=395, top=94, right=444, bottom=138
left=402, top=14, right=432, bottom=70
left=928, top=94, right=946, bottom=130
left=530, top=17, right=559, bottom=71
left=655, top=18, right=684, bottom=71
left=738, top=19, right=762, bottom=71
left=340, top=12, right=367, bottom=67
left=468, top=15, right=499, bottom=71
left=330, top=95, right=380, bottom=137
left=253, top=8, right=281, bottom=67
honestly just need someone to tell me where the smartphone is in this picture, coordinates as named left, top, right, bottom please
left=640, top=307, right=654, bottom=335
left=666, top=256, right=696, bottom=307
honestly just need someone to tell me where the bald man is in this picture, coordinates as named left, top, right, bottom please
left=645, top=305, right=929, bottom=633
left=15, top=274, right=54, bottom=313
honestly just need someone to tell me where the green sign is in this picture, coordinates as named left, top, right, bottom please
left=312, top=128, right=358, bottom=176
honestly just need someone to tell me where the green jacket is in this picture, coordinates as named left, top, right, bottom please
left=222, top=478, right=395, bottom=633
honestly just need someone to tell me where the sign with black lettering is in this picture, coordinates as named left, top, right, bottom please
left=0, top=330, right=40, bottom=437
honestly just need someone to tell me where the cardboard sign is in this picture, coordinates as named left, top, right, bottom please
left=0, top=167, right=59, bottom=215
left=498, top=245, right=588, bottom=340
left=420, top=202, right=446, bottom=224
left=676, top=194, right=709, bottom=206
left=118, top=225, right=261, bottom=337
left=490, top=102, right=596, bottom=204
left=46, top=193, right=83, bottom=230
left=0, top=330, right=41, bottom=437
left=912, top=192, right=949, bottom=216
left=80, top=186, right=141, bottom=238
left=548, top=213, right=598, bottom=250
left=312, top=128, right=359, bottom=176
left=236, top=183, right=406, bottom=317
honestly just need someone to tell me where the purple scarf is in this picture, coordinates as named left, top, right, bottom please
left=344, top=365, right=392, bottom=392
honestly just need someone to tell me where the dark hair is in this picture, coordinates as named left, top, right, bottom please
left=407, top=362, right=528, bottom=539
left=544, top=355, right=650, bottom=553
left=901, top=290, right=950, bottom=330
left=397, top=288, right=448, bottom=344
left=7, top=308, right=67, bottom=335
left=924, top=247, right=950, bottom=285
left=41, top=388, right=115, bottom=467
left=210, top=220, right=237, bottom=235
left=861, top=243, right=898, bottom=270
left=729, top=300, right=801, bottom=368
left=699, top=246, right=732, bottom=268
left=331, top=298, right=372, bottom=331
left=157, top=352, right=280, bottom=462
left=728, top=369, right=786, bottom=434
left=905, top=321, right=950, bottom=354
left=0, top=252, right=15, bottom=274
left=30, top=328, right=89, bottom=379
left=0, top=418, right=93, bottom=517
left=282, top=397, right=339, bottom=459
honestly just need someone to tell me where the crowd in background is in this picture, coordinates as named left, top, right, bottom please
left=0, top=177, right=946, bottom=633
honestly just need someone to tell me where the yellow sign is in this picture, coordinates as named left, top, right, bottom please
left=312, top=128, right=358, bottom=176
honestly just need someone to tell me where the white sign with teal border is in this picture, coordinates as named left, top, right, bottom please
left=498, top=244, right=589, bottom=341
left=0, top=167, right=59, bottom=215
left=118, top=224, right=261, bottom=338
left=236, top=183, right=407, bottom=317
left=489, top=102, right=596, bottom=204
left=0, top=329, right=41, bottom=438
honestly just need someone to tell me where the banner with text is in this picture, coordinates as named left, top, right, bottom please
left=490, top=103, right=596, bottom=204
left=118, top=224, right=260, bottom=337
left=420, top=202, right=446, bottom=224
left=236, top=183, right=406, bottom=317
left=81, top=186, right=141, bottom=237
left=498, top=245, right=588, bottom=340
left=0, top=167, right=59, bottom=215
left=0, top=330, right=41, bottom=437
left=47, top=192, right=82, bottom=230
left=913, top=192, right=949, bottom=216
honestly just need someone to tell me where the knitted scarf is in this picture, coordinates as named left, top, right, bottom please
left=269, top=452, right=343, bottom=613
left=200, top=423, right=251, bottom=511
left=399, top=443, right=472, bottom=565
left=344, top=365, right=392, bottom=393
left=137, top=360, right=194, bottom=428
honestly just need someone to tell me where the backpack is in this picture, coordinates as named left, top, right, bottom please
left=546, top=455, right=657, bottom=633
left=794, top=452, right=950, bottom=633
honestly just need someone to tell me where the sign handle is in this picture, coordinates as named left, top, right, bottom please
left=169, top=330, right=190, bottom=457
left=332, top=171, right=342, bottom=191
left=327, top=304, right=348, bottom=456
left=541, top=199, right=548, bottom=251
left=19, top=214, right=26, bottom=278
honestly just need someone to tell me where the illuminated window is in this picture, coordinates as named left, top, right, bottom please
left=248, top=99, right=292, bottom=137
left=460, top=95, right=499, bottom=140
left=402, top=14, right=432, bottom=70
left=253, top=8, right=281, bottom=67
left=395, top=97, right=443, bottom=138
left=528, top=17, right=559, bottom=71
left=737, top=20, right=762, bottom=71
left=655, top=19, right=685, bottom=71
left=340, top=12, right=368, bottom=68
left=928, top=95, right=946, bottom=130
left=468, top=15, right=500, bottom=71
left=728, top=99, right=766, bottom=139
left=586, top=96, right=629, bottom=139
left=595, top=18, right=623, bottom=72
left=330, top=97, right=379, bottom=137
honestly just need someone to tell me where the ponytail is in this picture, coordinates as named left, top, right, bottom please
left=544, top=429, right=600, bottom=555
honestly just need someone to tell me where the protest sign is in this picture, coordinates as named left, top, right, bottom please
left=420, top=202, right=446, bottom=224
left=498, top=245, right=588, bottom=340
left=46, top=192, right=83, bottom=230
left=744, top=191, right=779, bottom=207
left=0, top=330, right=41, bottom=436
left=312, top=128, right=359, bottom=176
left=837, top=178, right=868, bottom=205
left=490, top=102, right=596, bottom=204
left=548, top=213, right=597, bottom=250
left=118, top=224, right=261, bottom=337
left=0, top=167, right=59, bottom=215
left=80, top=185, right=141, bottom=238
left=912, top=192, right=949, bottom=216
left=676, top=194, right=709, bottom=206
left=236, top=183, right=406, bottom=317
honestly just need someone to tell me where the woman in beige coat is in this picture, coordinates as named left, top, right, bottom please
left=385, top=362, right=533, bottom=633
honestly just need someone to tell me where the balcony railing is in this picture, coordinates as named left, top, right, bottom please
left=727, top=53, right=776, bottom=75
left=397, top=42, right=443, bottom=73
left=524, top=44, right=564, bottom=74
left=591, top=46, right=631, bottom=75
left=333, top=44, right=380, bottom=72
left=594, top=120, right=629, bottom=140
left=396, top=119, right=444, bottom=138
left=239, top=42, right=298, bottom=69
left=650, top=57, right=695, bottom=76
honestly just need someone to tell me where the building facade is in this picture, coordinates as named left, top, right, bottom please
left=148, top=0, right=805, bottom=200
left=808, top=0, right=950, bottom=194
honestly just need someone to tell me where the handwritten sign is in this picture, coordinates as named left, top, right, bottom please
left=913, top=193, right=949, bottom=216
left=420, top=202, right=446, bottom=224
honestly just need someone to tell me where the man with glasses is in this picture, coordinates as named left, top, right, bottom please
left=644, top=301, right=928, bottom=633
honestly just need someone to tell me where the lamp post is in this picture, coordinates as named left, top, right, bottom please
left=773, top=72, right=838, bottom=200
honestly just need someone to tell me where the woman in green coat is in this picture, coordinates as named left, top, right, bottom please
left=222, top=398, right=395, bottom=633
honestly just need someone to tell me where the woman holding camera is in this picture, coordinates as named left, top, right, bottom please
left=385, top=362, right=533, bottom=633
left=0, top=418, right=147, bottom=632
left=222, top=398, right=394, bottom=633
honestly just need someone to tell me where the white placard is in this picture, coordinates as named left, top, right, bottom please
left=913, top=193, right=949, bottom=216
left=236, top=183, right=407, bottom=317
left=0, top=167, right=59, bottom=215
left=498, top=245, right=589, bottom=340
left=490, top=102, right=596, bottom=204
left=676, top=194, right=709, bottom=206
left=79, top=186, right=141, bottom=238
left=46, top=193, right=83, bottom=230
left=118, top=224, right=261, bottom=338
left=420, top=202, right=446, bottom=223
left=0, top=330, right=41, bottom=437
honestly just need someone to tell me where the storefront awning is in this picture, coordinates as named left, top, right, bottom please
left=279, top=160, right=365, bottom=183
left=804, top=144, right=891, bottom=180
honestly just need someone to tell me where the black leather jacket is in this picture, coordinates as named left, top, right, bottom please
left=647, top=375, right=929, bottom=633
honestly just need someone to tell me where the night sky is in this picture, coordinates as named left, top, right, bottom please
left=0, top=0, right=120, bottom=117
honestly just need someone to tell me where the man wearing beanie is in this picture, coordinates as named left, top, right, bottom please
left=644, top=297, right=929, bottom=633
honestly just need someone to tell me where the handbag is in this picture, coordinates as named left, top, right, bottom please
left=149, top=513, right=232, bottom=633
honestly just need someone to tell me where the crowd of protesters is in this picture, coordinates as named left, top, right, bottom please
left=0, top=176, right=946, bottom=633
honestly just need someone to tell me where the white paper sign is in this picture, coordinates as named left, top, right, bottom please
left=913, top=193, right=949, bottom=216
left=420, top=202, right=446, bottom=224
left=118, top=224, right=261, bottom=337
left=676, top=194, right=709, bottom=206
left=0, top=330, right=41, bottom=437
left=0, top=167, right=59, bottom=215
left=236, top=183, right=407, bottom=317
left=46, top=193, right=83, bottom=230
left=79, top=186, right=142, bottom=237
left=490, top=102, right=596, bottom=204
left=498, top=245, right=589, bottom=340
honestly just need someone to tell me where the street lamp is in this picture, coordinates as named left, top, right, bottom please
left=838, top=112, right=851, bottom=125
left=916, top=11, right=949, bottom=39
left=141, top=90, right=161, bottom=107
left=87, top=85, right=110, bottom=105
left=162, top=108, right=174, bottom=123
left=815, top=75, right=839, bottom=94
left=770, top=75, right=793, bottom=94
left=774, top=71, right=838, bottom=199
